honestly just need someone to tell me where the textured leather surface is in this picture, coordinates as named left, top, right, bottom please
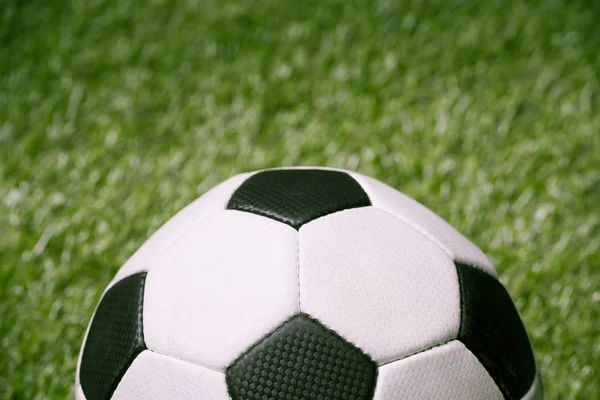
left=143, top=210, right=299, bottom=371
left=111, top=173, right=253, bottom=286
left=456, top=262, right=537, bottom=400
left=75, top=173, right=250, bottom=392
left=112, top=351, right=229, bottom=400
left=226, top=314, right=377, bottom=400
left=373, top=340, right=503, bottom=400
left=227, top=169, right=371, bottom=229
left=76, top=167, right=540, bottom=400
left=80, top=272, right=147, bottom=400
left=299, top=206, right=460, bottom=364
left=349, top=171, right=496, bottom=275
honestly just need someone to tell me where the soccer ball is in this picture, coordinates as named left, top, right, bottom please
left=76, top=167, right=541, bottom=400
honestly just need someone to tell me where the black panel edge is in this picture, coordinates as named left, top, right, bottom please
left=225, top=169, right=372, bottom=230
left=225, top=312, right=378, bottom=400
left=80, top=272, right=148, bottom=400
left=107, top=272, right=147, bottom=399
left=455, top=262, right=538, bottom=400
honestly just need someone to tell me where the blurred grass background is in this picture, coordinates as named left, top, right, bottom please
left=1, top=0, right=599, bottom=398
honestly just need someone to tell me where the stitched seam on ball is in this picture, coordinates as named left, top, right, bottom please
left=225, top=312, right=377, bottom=372
left=226, top=316, right=296, bottom=374
left=125, top=172, right=252, bottom=279
left=103, top=273, right=148, bottom=400
left=374, top=207, right=455, bottom=259
left=297, top=205, right=372, bottom=231
left=136, top=208, right=259, bottom=290
left=456, top=261, right=525, bottom=391
left=297, top=229, right=301, bottom=311
left=304, top=313, right=376, bottom=364
left=370, top=368, right=379, bottom=400
left=376, top=338, right=457, bottom=367
left=456, top=262, right=535, bottom=399
left=375, top=207, right=498, bottom=279
left=368, top=351, right=379, bottom=400
left=456, top=263, right=467, bottom=341
left=108, top=210, right=221, bottom=292
left=224, top=315, right=302, bottom=398
left=231, top=201, right=372, bottom=229
left=225, top=313, right=378, bottom=400
left=145, top=348, right=227, bottom=376
left=230, top=204, right=298, bottom=226
left=349, top=174, right=455, bottom=258
left=347, top=173, right=486, bottom=267
left=137, top=273, right=147, bottom=348
left=144, top=210, right=220, bottom=270
left=147, top=347, right=225, bottom=374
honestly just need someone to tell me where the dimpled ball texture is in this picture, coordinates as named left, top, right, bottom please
left=76, top=167, right=542, bottom=400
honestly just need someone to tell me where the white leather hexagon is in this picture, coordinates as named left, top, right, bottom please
left=112, top=351, right=229, bottom=400
left=299, top=206, right=460, bottom=364
left=143, top=210, right=299, bottom=371
left=373, top=341, right=503, bottom=400
left=349, top=172, right=496, bottom=275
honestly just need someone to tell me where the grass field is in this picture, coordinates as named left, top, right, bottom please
left=1, top=0, right=599, bottom=398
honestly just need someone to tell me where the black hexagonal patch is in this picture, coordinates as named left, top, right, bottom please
left=226, top=169, right=371, bottom=229
left=80, top=272, right=147, bottom=400
left=226, top=314, right=377, bottom=400
left=455, top=263, right=538, bottom=400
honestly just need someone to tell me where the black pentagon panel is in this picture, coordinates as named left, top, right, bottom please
left=226, top=169, right=371, bottom=229
left=226, top=314, right=377, bottom=400
left=80, top=272, right=147, bottom=400
left=455, top=263, right=537, bottom=400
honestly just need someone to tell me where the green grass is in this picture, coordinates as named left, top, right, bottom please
left=1, top=0, right=599, bottom=398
